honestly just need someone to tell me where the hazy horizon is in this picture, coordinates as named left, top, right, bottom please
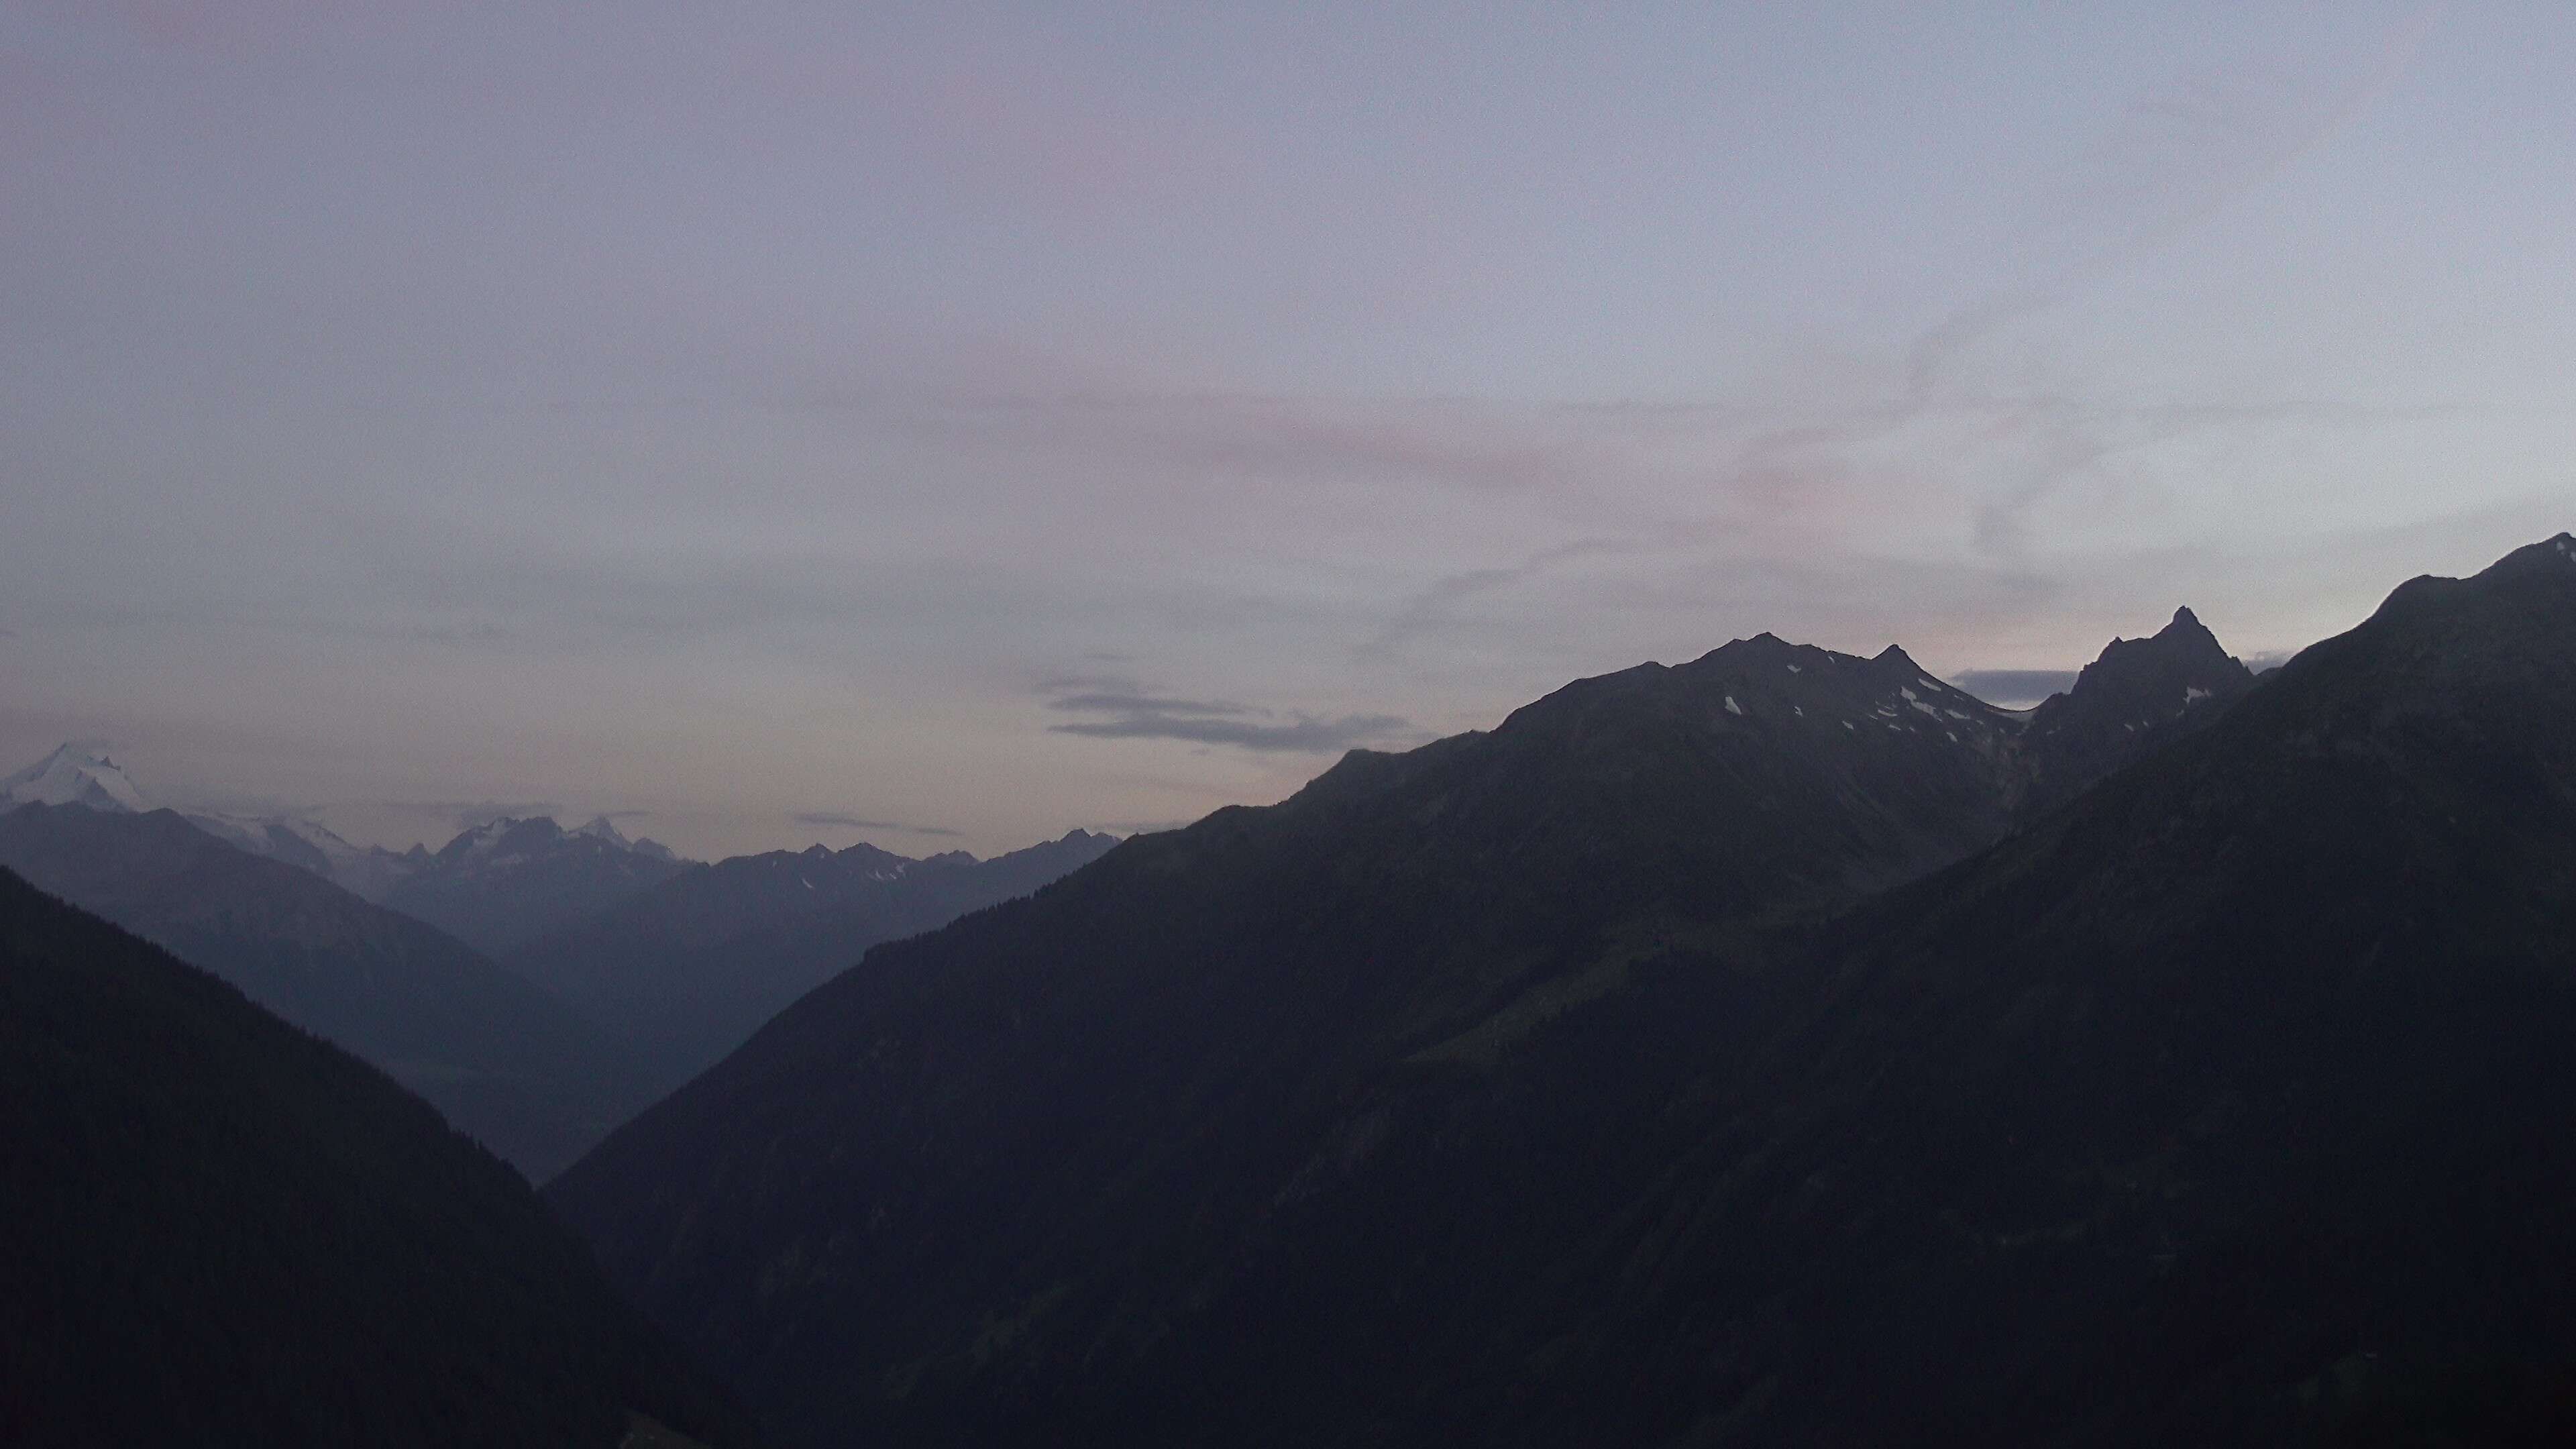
left=8, top=1, right=2571, bottom=860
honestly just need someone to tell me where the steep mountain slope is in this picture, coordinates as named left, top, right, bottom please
left=514, top=829, right=1120, bottom=1093
left=0, top=867, right=759, bottom=1448
left=386, top=815, right=690, bottom=957
left=554, top=542, right=2576, bottom=1446
left=545, top=635, right=2049, bottom=1444
left=0, top=805, right=651, bottom=1179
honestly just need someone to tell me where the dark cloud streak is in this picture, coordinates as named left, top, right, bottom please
left=1045, top=690, right=1256, bottom=717
left=1038, top=674, right=1417, bottom=755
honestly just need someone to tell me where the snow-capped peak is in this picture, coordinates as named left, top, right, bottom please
left=1, top=744, right=150, bottom=814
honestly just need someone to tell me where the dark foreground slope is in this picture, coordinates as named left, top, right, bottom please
left=0, top=806, right=651, bottom=1179
left=549, top=637, right=2042, bottom=1443
left=0, top=869, right=758, bottom=1449
left=515, top=830, right=1119, bottom=1095
left=1632, top=533, right=2576, bottom=1444
left=1345, top=534, right=2576, bottom=1446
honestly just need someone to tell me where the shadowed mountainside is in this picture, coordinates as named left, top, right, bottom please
left=549, top=636, right=2092, bottom=1443
left=0, top=868, right=760, bottom=1448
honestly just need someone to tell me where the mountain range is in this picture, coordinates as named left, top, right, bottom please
left=17, top=536, right=2573, bottom=1444
left=0, top=751, right=1126, bottom=1175
left=3, top=745, right=695, bottom=935
left=550, top=537, right=2576, bottom=1447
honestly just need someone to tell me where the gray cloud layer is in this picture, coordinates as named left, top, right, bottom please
left=1051, top=711, right=1415, bottom=754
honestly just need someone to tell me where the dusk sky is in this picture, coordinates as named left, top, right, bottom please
left=5, top=1, right=2572, bottom=859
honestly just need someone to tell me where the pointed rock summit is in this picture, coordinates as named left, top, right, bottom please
left=2013, top=604, right=2256, bottom=816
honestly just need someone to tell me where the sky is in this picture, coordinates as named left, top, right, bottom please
left=4, top=0, right=2573, bottom=861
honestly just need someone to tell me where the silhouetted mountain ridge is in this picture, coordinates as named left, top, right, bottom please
left=552, top=535, right=2576, bottom=1446
left=2017, top=604, right=2258, bottom=816
left=545, top=627, right=2133, bottom=1445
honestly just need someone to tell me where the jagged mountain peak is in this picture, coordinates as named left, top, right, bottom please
left=2013, top=602, right=2258, bottom=816
left=2153, top=602, right=2229, bottom=653
left=570, top=814, right=633, bottom=847
left=2060, top=603, right=2247, bottom=696
left=433, top=812, right=681, bottom=867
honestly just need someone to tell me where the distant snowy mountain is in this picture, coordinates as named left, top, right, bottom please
left=1, top=745, right=148, bottom=814
left=1, top=743, right=413, bottom=897
left=183, top=810, right=421, bottom=902
left=0, top=744, right=690, bottom=920
left=384, top=816, right=694, bottom=957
